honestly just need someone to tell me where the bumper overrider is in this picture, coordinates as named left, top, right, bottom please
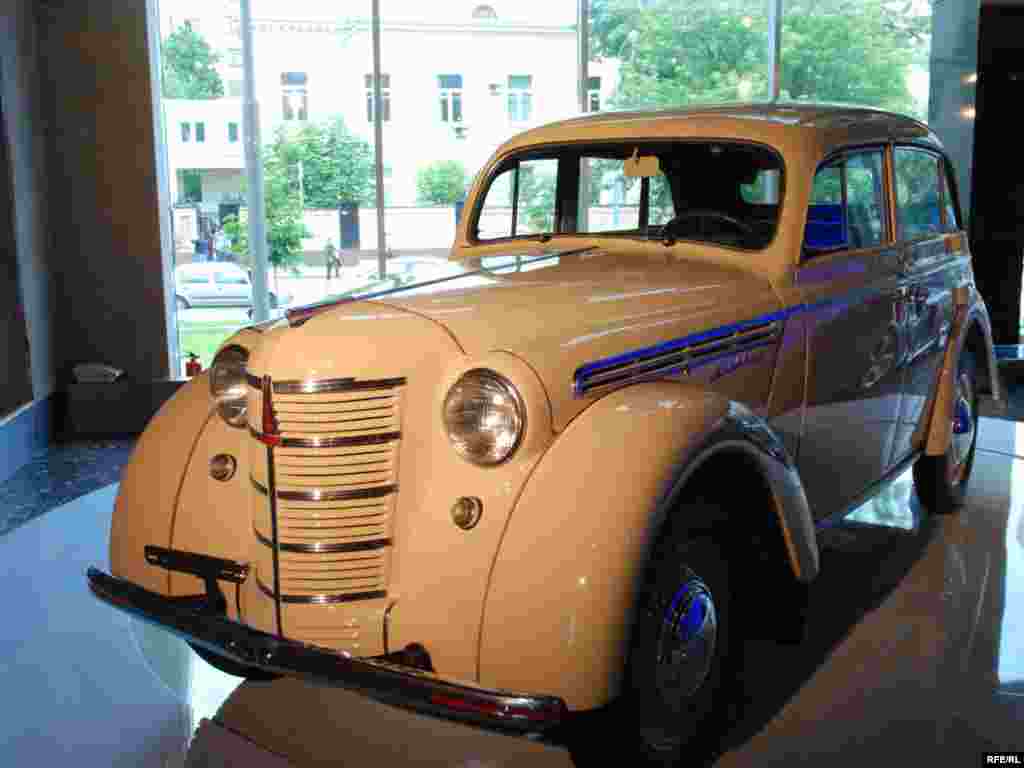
left=86, top=563, right=568, bottom=734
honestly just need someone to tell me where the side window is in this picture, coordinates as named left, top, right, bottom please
left=475, top=158, right=557, bottom=240
left=844, top=152, right=885, bottom=248
left=476, top=167, right=515, bottom=240
left=894, top=148, right=943, bottom=241
left=214, top=271, right=248, bottom=285
left=515, top=158, right=557, bottom=236
left=805, top=162, right=844, bottom=251
left=940, top=164, right=960, bottom=232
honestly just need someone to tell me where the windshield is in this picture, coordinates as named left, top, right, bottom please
left=473, top=140, right=783, bottom=251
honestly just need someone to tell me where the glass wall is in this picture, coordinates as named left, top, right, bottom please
left=155, top=0, right=974, bottom=376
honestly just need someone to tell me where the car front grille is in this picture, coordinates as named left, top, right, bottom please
left=248, top=374, right=404, bottom=618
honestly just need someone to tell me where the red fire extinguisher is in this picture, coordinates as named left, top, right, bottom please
left=185, top=352, right=202, bottom=378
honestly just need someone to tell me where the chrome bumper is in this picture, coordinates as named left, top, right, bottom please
left=86, top=567, right=567, bottom=733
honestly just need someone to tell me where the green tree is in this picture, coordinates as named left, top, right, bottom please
left=162, top=23, right=225, bottom=100
left=416, top=160, right=468, bottom=205
left=590, top=0, right=929, bottom=118
left=270, top=118, right=375, bottom=207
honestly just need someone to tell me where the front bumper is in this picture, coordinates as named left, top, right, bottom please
left=87, top=567, right=567, bottom=734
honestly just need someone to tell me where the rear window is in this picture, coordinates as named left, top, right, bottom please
left=894, top=148, right=943, bottom=241
left=473, top=140, right=783, bottom=251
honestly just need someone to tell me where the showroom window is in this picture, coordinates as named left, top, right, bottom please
left=281, top=72, right=308, bottom=121
left=365, top=74, right=391, bottom=123
left=437, top=74, right=463, bottom=123
left=507, top=75, right=533, bottom=122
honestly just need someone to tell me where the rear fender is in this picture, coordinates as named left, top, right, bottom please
left=477, top=381, right=816, bottom=710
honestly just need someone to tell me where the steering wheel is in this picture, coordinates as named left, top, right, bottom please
left=662, top=209, right=753, bottom=243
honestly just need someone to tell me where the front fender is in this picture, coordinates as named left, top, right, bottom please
left=477, top=382, right=815, bottom=710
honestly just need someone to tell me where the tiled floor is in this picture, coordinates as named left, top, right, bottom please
left=2, top=417, right=1023, bottom=766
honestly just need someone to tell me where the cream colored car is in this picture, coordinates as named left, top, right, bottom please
left=89, top=105, right=1000, bottom=762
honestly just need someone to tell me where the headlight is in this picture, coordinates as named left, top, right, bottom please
left=209, top=345, right=250, bottom=428
left=443, top=369, right=525, bottom=465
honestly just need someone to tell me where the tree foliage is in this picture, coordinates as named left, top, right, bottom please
left=416, top=160, right=468, bottom=205
left=590, top=0, right=930, bottom=118
left=162, top=23, right=225, bottom=100
left=269, top=118, right=376, bottom=207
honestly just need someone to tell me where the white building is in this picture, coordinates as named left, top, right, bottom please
left=160, top=1, right=618, bottom=212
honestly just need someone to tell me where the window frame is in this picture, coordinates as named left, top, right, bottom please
left=469, top=138, right=787, bottom=252
left=801, top=144, right=892, bottom=263
left=365, top=73, right=391, bottom=123
left=195, top=122, right=205, bottom=143
left=437, top=74, right=463, bottom=124
left=507, top=75, right=533, bottom=123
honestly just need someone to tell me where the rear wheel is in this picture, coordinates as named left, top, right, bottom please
left=913, top=348, right=978, bottom=514
left=188, top=642, right=280, bottom=681
left=623, top=505, right=738, bottom=765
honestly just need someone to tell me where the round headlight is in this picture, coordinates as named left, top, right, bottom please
left=443, top=369, right=525, bottom=466
left=209, top=345, right=250, bottom=428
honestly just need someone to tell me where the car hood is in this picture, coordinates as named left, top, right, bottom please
left=365, top=244, right=783, bottom=430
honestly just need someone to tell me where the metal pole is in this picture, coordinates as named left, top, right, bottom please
left=577, top=0, right=589, bottom=114
left=767, top=0, right=783, bottom=102
left=371, top=0, right=388, bottom=279
left=240, top=0, right=270, bottom=321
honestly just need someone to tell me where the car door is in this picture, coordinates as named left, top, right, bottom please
left=887, top=147, right=961, bottom=466
left=213, top=269, right=251, bottom=306
left=795, top=147, right=907, bottom=519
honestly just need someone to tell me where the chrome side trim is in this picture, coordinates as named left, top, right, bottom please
left=248, top=426, right=400, bottom=449
left=255, top=576, right=387, bottom=605
left=254, top=528, right=391, bottom=554
left=87, top=567, right=568, bottom=733
left=246, top=373, right=406, bottom=394
left=250, top=477, right=397, bottom=502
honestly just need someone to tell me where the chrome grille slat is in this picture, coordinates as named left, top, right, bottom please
left=249, top=376, right=402, bottom=609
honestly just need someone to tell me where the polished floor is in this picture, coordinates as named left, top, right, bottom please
left=2, top=417, right=1022, bottom=766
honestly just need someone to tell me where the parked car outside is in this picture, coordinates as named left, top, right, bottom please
left=93, top=104, right=1000, bottom=764
left=174, top=262, right=292, bottom=311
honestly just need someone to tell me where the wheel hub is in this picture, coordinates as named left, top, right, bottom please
left=655, top=578, right=717, bottom=701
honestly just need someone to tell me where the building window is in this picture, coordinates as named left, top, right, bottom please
left=195, top=122, right=205, bottom=143
left=228, top=48, right=242, bottom=68
left=508, top=75, right=533, bottom=122
left=227, top=80, right=242, bottom=98
left=365, top=74, right=391, bottom=123
left=180, top=122, right=191, bottom=142
left=587, top=76, right=601, bottom=112
left=281, top=72, right=308, bottom=121
left=228, top=122, right=239, bottom=143
left=438, top=74, right=463, bottom=123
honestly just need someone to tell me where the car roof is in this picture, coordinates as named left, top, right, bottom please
left=496, top=102, right=941, bottom=164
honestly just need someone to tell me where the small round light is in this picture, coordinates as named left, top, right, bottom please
left=442, top=369, right=524, bottom=465
left=209, top=453, right=237, bottom=482
left=451, top=496, right=483, bottom=530
left=210, top=345, right=250, bottom=428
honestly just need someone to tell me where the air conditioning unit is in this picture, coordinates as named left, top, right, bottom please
left=488, top=83, right=501, bottom=96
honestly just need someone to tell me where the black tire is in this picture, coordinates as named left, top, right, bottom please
left=176, top=296, right=189, bottom=311
left=913, top=347, right=979, bottom=514
left=188, top=641, right=280, bottom=681
left=623, top=505, right=738, bottom=765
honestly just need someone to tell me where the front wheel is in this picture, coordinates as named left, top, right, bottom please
left=623, top=508, right=738, bottom=764
left=188, top=642, right=280, bottom=681
left=913, top=348, right=979, bottom=514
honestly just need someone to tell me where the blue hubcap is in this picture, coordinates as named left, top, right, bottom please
left=657, top=577, right=717, bottom=700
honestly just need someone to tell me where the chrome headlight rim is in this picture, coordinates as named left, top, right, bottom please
left=442, top=368, right=526, bottom=467
left=209, top=344, right=250, bottom=429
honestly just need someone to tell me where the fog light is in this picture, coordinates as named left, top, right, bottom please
left=451, top=497, right=483, bottom=530
left=210, top=454, right=237, bottom=482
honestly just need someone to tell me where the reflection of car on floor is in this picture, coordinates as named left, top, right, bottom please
left=174, top=262, right=292, bottom=311
left=93, top=104, right=1002, bottom=764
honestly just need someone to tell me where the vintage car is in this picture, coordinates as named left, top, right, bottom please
left=89, top=104, right=1000, bottom=762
